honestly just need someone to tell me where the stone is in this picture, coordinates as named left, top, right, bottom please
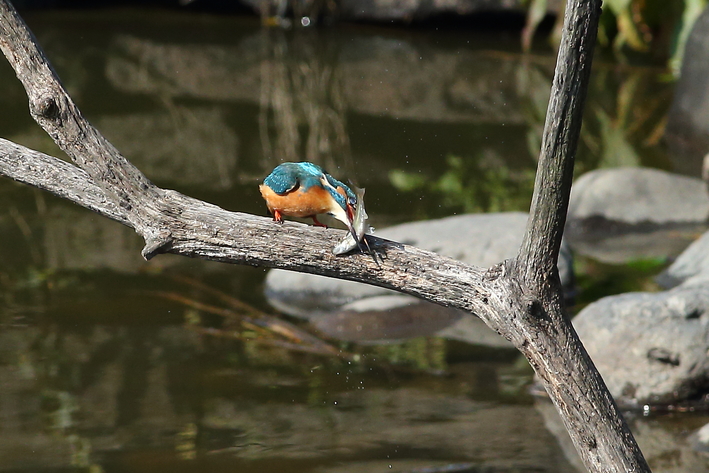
left=311, top=294, right=512, bottom=348
left=566, top=223, right=705, bottom=265
left=565, top=167, right=709, bottom=263
left=311, top=295, right=463, bottom=342
left=659, top=229, right=709, bottom=288
left=572, top=274, right=709, bottom=404
left=568, top=167, right=709, bottom=225
left=266, top=212, right=572, bottom=347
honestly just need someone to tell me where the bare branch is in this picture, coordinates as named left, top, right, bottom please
left=0, top=140, right=497, bottom=326
left=0, top=139, right=129, bottom=225
left=509, top=1, right=650, bottom=471
left=0, top=1, right=162, bottom=236
left=518, top=0, right=602, bottom=287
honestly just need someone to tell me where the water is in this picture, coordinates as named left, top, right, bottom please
left=1, top=7, right=707, bottom=473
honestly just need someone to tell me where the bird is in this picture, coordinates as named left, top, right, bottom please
left=259, top=162, right=357, bottom=239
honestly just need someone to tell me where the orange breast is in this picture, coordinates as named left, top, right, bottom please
left=260, top=184, right=335, bottom=218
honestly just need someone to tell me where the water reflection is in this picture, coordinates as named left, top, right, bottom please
left=258, top=31, right=353, bottom=173
left=0, top=7, right=705, bottom=473
left=1, top=319, right=569, bottom=472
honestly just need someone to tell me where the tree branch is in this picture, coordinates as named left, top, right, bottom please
left=0, top=139, right=496, bottom=321
left=510, top=1, right=650, bottom=471
left=0, top=139, right=129, bottom=225
left=0, top=0, right=651, bottom=472
left=518, top=0, right=601, bottom=287
left=0, top=0, right=164, bottom=241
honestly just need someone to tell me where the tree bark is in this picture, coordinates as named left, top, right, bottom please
left=0, top=1, right=650, bottom=472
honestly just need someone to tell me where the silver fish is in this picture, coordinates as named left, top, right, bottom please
left=333, top=185, right=372, bottom=255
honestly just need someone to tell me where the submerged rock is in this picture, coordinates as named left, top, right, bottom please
left=266, top=213, right=573, bottom=316
left=573, top=274, right=709, bottom=405
left=566, top=167, right=709, bottom=263
left=311, top=295, right=462, bottom=342
left=312, top=294, right=512, bottom=348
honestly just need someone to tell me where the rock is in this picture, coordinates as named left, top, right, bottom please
left=566, top=167, right=709, bottom=263
left=311, top=295, right=463, bottom=342
left=659, top=230, right=709, bottom=288
left=435, top=312, right=514, bottom=348
left=566, top=222, right=706, bottom=265
left=312, top=294, right=512, bottom=348
left=572, top=274, right=709, bottom=404
left=366, top=212, right=539, bottom=268
left=666, top=6, right=709, bottom=176
left=568, top=167, right=709, bottom=225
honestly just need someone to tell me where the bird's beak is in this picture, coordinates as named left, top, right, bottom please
left=344, top=204, right=357, bottom=241
left=345, top=217, right=358, bottom=242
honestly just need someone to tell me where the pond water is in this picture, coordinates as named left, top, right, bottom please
left=1, top=7, right=708, bottom=473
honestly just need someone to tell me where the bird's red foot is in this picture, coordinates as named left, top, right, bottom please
left=272, top=209, right=284, bottom=224
left=311, top=216, right=328, bottom=227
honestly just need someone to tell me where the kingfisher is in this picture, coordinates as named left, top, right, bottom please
left=259, top=162, right=357, bottom=238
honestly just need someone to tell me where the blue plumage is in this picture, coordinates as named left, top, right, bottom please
left=325, top=173, right=356, bottom=206
left=263, top=162, right=355, bottom=209
left=260, top=161, right=358, bottom=239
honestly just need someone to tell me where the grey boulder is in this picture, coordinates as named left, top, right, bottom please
left=266, top=212, right=573, bottom=317
left=566, top=167, right=709, bottom=263
left=573, top=274, right=709, bottom=404
left=568, top=167, right=709, bottom=225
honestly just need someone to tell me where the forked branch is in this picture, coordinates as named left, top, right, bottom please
left=0, top=0, right=650, bottom=471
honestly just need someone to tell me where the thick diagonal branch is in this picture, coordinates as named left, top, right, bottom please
left=510, top=1, right=650, bottom=472
left=0, top=139, right=496, bottom=320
